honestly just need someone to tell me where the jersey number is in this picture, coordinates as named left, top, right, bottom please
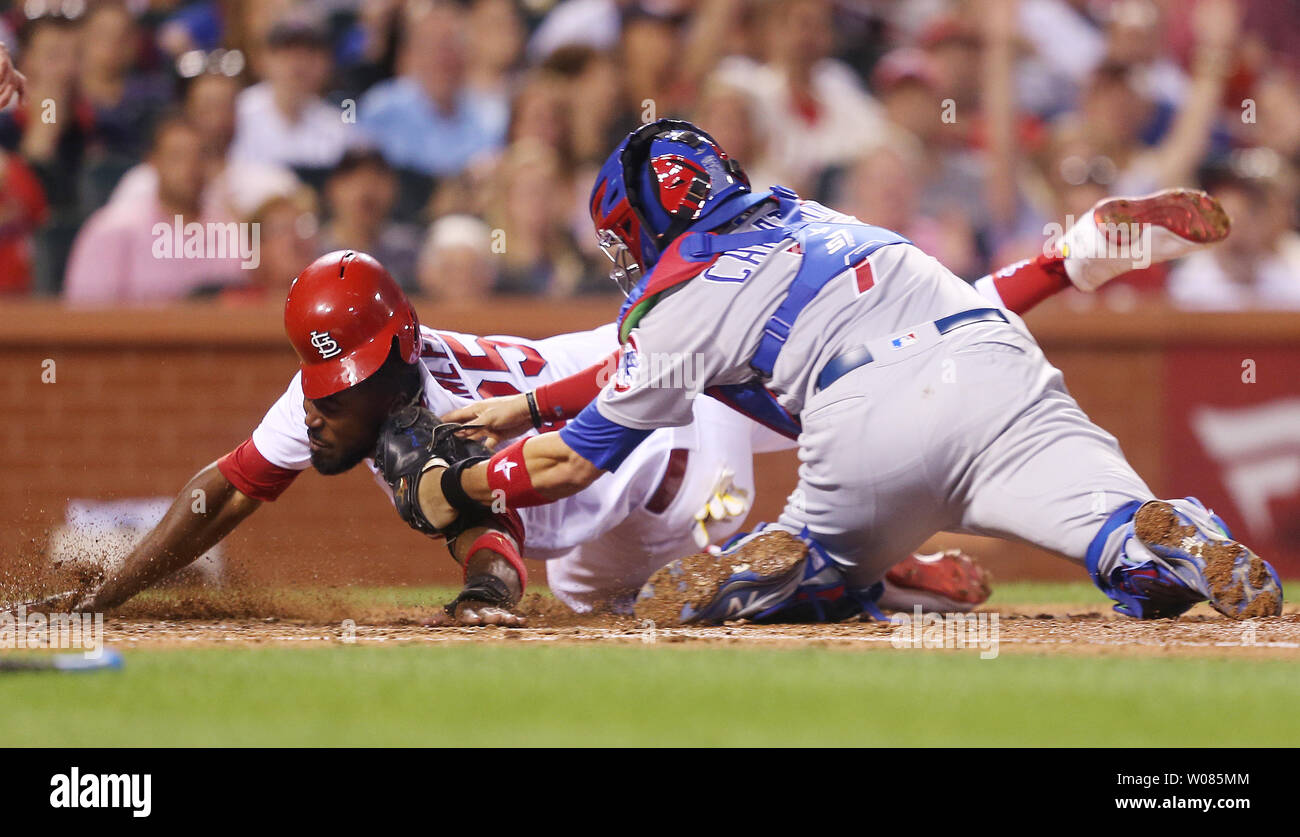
left=436, top=335, right=548, bottom=399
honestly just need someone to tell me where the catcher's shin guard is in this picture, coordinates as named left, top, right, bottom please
left=1088, top=498, right=1283, bottom=620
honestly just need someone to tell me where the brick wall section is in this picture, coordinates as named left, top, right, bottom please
left=2, top=299, right=1296, bottom=588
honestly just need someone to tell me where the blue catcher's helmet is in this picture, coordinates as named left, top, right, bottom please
left=589, top=119, right=770, bottom=294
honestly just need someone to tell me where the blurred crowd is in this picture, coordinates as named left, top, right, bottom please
left=0, top=0, right=1297, bottom=308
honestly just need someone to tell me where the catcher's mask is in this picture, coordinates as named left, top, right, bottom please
left=285, top=250, right=420, bottom=399
left=589, top=119, right=767, bottom=295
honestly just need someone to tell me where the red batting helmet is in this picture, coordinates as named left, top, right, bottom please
left=285, top=250, right=420, bottom=399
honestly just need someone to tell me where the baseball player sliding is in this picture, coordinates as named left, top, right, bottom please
left=399, top=118, right=1282, bottom=626
left=77, top=247, right=989, bottom=623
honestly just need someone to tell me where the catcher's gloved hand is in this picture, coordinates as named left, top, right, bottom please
left=374, top=405, right=493, bottom=541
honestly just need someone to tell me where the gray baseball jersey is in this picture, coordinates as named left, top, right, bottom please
left=561, top=196, right=1167, bottom=588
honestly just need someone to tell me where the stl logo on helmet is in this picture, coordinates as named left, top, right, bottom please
left=309, top=330, right=342, bottom=360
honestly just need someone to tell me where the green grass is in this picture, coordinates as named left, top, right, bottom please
left=986, top=580, right=1111, bottom=606
left=2, top=644, right=1297, bottom=747
left=4, top=581, right=1294, bottom=747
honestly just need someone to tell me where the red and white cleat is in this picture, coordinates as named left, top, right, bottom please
left=1059, top=188, right=1231, bottom=292
left=878, top=549, right=993, bottom=614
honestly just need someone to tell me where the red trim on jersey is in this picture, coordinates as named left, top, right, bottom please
left=485, top=440, right=550, bottom=507
left=463, top=530, right=528, bottom=592
left=533, top=350, right=620, bottom=422
left=993, top=253, right=1070, bottom=314
left=853, top=260, right=875, bottom=295
left=216, top=438, right=301, bottom=502
left=620, top=235, right=723, bottom=329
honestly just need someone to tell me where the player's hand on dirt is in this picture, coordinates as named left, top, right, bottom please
left=451, top=600, right=528, bottom=627
left=0, top=43, right=26, bottom=109
left=441, top=394, right=533, bottom=449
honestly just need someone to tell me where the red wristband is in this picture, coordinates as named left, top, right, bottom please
left=485, top=439, right=551, bottom=507
left=463, top=529, right=527, bottom=591
left=533, top=350, right=619, bottom=421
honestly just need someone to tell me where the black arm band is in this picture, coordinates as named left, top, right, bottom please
left=439, top=456, right=491, bottom=516
left=525, top=390, right=543, bottom=430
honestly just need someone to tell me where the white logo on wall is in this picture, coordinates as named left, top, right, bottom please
left=1191, top=397, right=1300, bottom=536
left=310, top=331, right=342, bottom=359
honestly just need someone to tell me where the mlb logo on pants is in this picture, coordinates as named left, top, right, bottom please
left=891, top=332, right=919, bottom=350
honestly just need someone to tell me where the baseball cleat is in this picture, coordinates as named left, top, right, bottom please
left=1059, top=188, right=1231, bottom=291
left=878, top=550, right=993, bottom=613
left=633, top=529, right=807, bottom=626
left=1125, top=499, right=1282, bottom=620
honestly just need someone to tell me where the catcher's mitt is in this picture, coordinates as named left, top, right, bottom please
left=374, top=405, right=493, bottom=541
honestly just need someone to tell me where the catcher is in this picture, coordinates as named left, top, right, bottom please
left=399, top=119, right=1281, bottom=625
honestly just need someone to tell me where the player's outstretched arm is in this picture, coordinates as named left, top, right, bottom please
left=444, top=349, right=618, bottom=447
left=421, top=432, right=604, bottom=530
left=441, top=393, right=533, bottom=449
left=80, top=464, right=260, bottom=611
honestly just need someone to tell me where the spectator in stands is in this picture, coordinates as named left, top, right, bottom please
left=228, top=15, right=353, bottom=171
left=359, top=0, right=507, bottom=178
left=335, top=0, right=404, bottom=100
left=1241, top=71, right=1300, bottom=161
left=111, top=70, right=301, bottom=229
left=157, top=0, right=294, bottom=71
left=711, top=0, right=886, bottom=196
left=1074, top=0, right=1238, bottom=197
left=63, top=116, right=245, bottom=305
left=319, top=148, right=420, bottom=291
left=841, top=142, right=981, bottom=281
left=195, top=188, right=320, bottom=304
left=416, top=213, right=496, bottom=301
left=0, top=11, right=88, bottom=294
left=692, top=79, right=781, bottom=194
left=866, top=49, right=982, bottom=277
left=80, top=1, right=169, bottom=164
left=506, top=71, right=573, bottom=167
left=539, top=45, right=621, bottom=166
left=1168, top=160, right=1300, bottom=309
left=467, top=0, right=525, bottom=111
left=0, top=147, right=48, bottom=294
left=484, top=140, right=591, bottom=296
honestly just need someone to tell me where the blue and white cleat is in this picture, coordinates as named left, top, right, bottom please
left=633, top=529, right=808, bottom=626
left=1120, top=499, right=1283, bottom=620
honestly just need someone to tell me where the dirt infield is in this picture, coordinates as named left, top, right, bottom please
left=95, top=594, right=1300, bottom=659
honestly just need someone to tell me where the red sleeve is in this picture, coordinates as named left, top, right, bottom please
left=217, top=438, right=302, bottom=502
left=992, top=253, right=1071, bottom=314
left=533, top=349, right=620, bottom=422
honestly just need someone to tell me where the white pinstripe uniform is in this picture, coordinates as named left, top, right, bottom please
left=245, top=324, right=764, bottom=610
